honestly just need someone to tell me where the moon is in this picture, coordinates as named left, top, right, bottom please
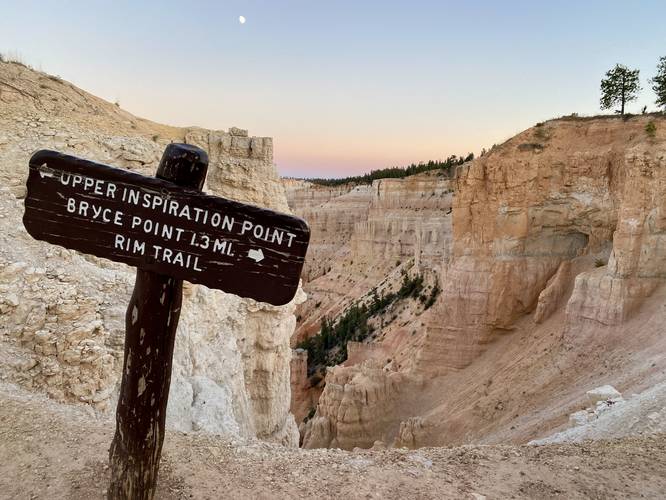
left=239, top=15, right=246, bottom=24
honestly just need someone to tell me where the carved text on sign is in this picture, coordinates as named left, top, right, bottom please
left=24, top=150, right=310, bottom=305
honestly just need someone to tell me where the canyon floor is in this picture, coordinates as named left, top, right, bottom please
left=1, top=383, right=665, bottom=500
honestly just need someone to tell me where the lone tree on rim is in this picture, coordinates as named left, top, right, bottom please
left=600, top=64, right=641, bottom=115
left=650, top=56, right=666, bottom=111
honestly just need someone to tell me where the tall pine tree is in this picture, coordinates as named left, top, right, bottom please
left=600, top=64, right=641, bottom=115
left=650, top=56, right=666, bottom=111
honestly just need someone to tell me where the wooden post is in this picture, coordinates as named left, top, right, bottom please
left=108, top=144, right=208, bottom=500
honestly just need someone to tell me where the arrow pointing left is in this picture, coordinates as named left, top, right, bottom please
left=39, top=164, right=54, bottom=178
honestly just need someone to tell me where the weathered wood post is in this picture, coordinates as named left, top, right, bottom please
left=108, top=144, right=208, bottom=499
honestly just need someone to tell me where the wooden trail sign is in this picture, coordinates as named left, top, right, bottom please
left=24, top=149, right=309, bottom=306
left=22, top=144, right=310, bottom=500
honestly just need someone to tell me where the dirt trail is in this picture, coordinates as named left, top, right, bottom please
left=1, top=383, right=664, bottom=499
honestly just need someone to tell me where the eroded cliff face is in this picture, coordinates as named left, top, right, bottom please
left=289, top=173, right=454, bottom=342
left=301, top=360, right=418, bottom=450
left=417, top=118, right=663, bottom=374
left=287, top=173, right=454, bottom=424
left=0, top=60, right=301, bottom=445
left=351, top=176, right=453, bottom=266
left=297, top=115, right=666, bottom=449
left=284, top=180, right=373, bottom=282
left=565, top=142, right=666, bottom=326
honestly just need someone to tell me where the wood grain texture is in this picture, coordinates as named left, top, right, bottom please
left=23, top=149, right=310, bottom=306
left=109, top=144, right=206, bottom=500
left=108, top=271, right=183, bottom=500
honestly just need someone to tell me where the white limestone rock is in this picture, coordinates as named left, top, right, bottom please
left=0, top=60, right=302, bottom=446
left=569, top=410, right=592, bottom=426
left=531, top=381, right=666, bottom=444
left=586, top=385, right=622, bottom=406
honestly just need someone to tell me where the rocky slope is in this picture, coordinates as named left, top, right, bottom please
left=0, top=60, right=303, bottom=445
left=292, top=115, right=666, bottom=449
left=530, top=382, right=666, bottom=445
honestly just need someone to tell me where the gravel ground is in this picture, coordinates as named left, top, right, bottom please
left=1, top=383, right=665, bottom=499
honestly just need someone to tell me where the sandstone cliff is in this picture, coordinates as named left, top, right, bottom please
left=418, top=116, right=664, bottom=373
left=295, top=115, right=666, bottom=449
left=284, top=180, right=373, bottom=282
left=289, top=172, right=453, bottom=341
left=0, top=60, right=302, bottom=445
left=286, top=172, right=454, bottom=424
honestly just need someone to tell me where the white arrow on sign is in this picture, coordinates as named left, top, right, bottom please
left=39, top=164, right=54, bottom=179
left=247, top=248, right=264, bottom=262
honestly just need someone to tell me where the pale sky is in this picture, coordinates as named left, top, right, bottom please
left=1, top=1, right=665, bottom=177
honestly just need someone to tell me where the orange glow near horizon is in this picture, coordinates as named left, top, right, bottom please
left=1, top=1, right=664, bottom=178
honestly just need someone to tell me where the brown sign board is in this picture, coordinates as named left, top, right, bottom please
left=23, top=150, right=310, bottom=306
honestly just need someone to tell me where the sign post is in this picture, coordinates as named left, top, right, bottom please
left=107, top=144, right=207, bottom=499
left=23, top=144, right=310, bottom=499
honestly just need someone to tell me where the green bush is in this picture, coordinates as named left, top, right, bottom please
left=303, top=407, right=316, bottom=423
left=646, top=121, right=657, bottom=138
left=397, top=272, right=424, bottom=299
left=424, top=284, right=441, bottom=309
left=534, top=125, right=549, bottom=141
left=298, top=273, right=429, bottom=374
left=297, top=303, right=371, bottom=374
left=518, top=143, right=545, bottom=152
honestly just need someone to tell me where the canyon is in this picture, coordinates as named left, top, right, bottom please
left=0, top=59, right=665, bottom=498
left=288, top=115, right=666, bottom=450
